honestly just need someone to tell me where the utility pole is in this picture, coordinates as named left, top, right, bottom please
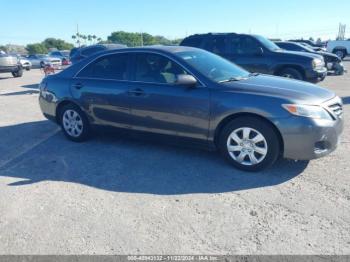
left=77, top=23, right=81, bottom=47
left=337, top=23, right=346, bottom=40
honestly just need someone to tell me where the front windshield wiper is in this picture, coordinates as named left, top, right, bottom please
left=218, top=76, right=248, bottom=83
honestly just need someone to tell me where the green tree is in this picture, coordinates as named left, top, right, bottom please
left=107, top=31, right=180, bottom=47
left=0, top=45, right=8, bottom=53
left=42, top=38, right=74, bottom=50
left=26, top=43, right=48, bottom=54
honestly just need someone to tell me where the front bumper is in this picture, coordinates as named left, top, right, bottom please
left=305, top=67, right=327, bottom=82
left=276, top=115, right=344, bottom=160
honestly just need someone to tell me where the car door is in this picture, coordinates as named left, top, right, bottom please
left=127, top=52, right=210, bottom=140
left=71, top=53, right=131, bottom=128
left=226, top=35, right=270, bottom=73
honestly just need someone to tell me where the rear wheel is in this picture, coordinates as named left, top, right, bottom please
left=218, top=117, right=280, bottom=172
left=59, top=104, right=91, bottom=142
left=278, top=68, right=303, bottom=80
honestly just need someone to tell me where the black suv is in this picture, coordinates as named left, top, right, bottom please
left=180, top=33, right=327, bottom=83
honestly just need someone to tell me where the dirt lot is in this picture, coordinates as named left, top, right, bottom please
left=0, top=64, right=349, bottom=255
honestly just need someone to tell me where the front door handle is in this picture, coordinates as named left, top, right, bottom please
left=72, top=83, right=84, bottom=89
left=128, top=88, right=145, bottom=96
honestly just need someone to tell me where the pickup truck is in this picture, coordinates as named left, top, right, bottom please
left=327, top=40, right=350, bottom=59
left=0, top=51, right=23, bottom=77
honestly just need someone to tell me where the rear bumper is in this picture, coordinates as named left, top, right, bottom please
left=305, top=67, right=327, bottom=82
left=276, top=116, right=344, bottom=160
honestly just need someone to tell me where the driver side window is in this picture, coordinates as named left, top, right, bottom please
left=238, top=36, right=261, bottom=55
left=134, top=53, right=187, bottom=84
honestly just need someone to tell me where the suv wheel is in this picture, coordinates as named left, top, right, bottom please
left=218, top=117, right=280, bottom=172
left=59, top=104, right=91, bottom=142
left=12, top=68, right=23, bottom=78
left=279, top=68, right=303, bottom=80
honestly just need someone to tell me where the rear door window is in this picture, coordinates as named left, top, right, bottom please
left=77, top=53, right=129, bottom=80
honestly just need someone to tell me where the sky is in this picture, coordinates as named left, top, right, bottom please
left=1, top=0, right=350, bottom=45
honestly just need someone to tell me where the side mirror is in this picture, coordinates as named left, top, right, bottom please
left=176, top=74, right=197, bottom=87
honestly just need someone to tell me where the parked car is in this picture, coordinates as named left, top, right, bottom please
left=275, top=41, right=345, bottom=75
left=70, top=44, right=126, bottom=64
left=326, top=40, right=350, bottom=60
left=289, top=39, right=325, bottom=48
left=49, top=50, right=71, bottom=65
left=180, top=33, right=327, bottom=83
left=0, top=51, right=23, bottom=77
left=27, top=54, right=62, bottom=69
left=8, top=53, right=32, bottom=71
left=39, top=46, right=343, bottom=171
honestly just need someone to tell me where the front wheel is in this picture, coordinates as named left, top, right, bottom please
left=218, top=117, right=280, bottom=172
left=59, top=104, right=91, bottom=142
left=278, top=68, right=303, bottom=80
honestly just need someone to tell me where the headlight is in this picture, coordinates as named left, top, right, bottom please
left=282, top=104, right=332, bottom=120
left=312, top=58, right=325, bottom=69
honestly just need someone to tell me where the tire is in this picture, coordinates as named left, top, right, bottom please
left=40, top=61, right=45, bottom=68
left=59, top=103, right=91, bottom=142
left=218, top=117, right=280, bottom=172
left=12, top=68, right=23, bottom=78
left=333, top=49, right=346, bottom=60
left=278, top=68, right=303, bottom=80
left=25, top=66, right=31, bottom=71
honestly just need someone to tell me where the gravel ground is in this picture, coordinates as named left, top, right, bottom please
left=0, top=63, right=349, bottom=255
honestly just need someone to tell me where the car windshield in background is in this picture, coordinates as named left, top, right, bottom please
left=177, top=50, right=250, bottom=83
left=61, top=51, right=70, bottom=56
left=255, top=35, right=281, bottom=51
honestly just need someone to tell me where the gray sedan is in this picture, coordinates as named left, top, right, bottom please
left=39, top=46, right=343, bottom=171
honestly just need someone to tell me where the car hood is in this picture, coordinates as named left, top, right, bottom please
left=277, top=49, right=322, bottom=59
left=224, top=74, right=335, bottom=104
left=317, top=51, right=340, bottom=61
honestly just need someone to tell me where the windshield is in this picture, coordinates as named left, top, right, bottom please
left=61, top=51, right=70, bottom=56
left=177, top=49, right=250, bottom=83
left=254, top=35, right=281, bottom=51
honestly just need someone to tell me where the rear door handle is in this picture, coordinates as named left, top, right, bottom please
left=128, top=88, right=145, bottom=96
left=72, top=83, right=84, bottom=89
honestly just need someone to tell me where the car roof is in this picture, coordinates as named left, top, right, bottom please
left=88, top=45, right=200, bottom=56
left=184, top=33, right=238, bottom=38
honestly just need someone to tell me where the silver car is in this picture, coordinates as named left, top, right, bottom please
left=27, top=54, right=62, bottom=69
